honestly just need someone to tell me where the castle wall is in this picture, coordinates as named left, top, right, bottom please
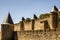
left=1, top=8, right=60, bottom=40
left=17, top=30, right=44, bottom=40
left=1, top=24, right=14, bottom=40
left=24, top=21, right=32, bottom=31
left=17, top=30, right=60, bottom=40
left=13, top=31, right=18, bottom=40
left=47, top=15, right=53, bottom=29
left=58, top=11, right=60, bottom=18
left=14, top=23, right=20, bottom=31
left=57, top=11, right=60, bottom=29
left=14, top=16, right=53, bottom=31
left=57, top=21, right=60, bottom=29
left=34, top=19, right=44, bottom=30
left=0, top=32, right=1, bottom=40
left=57, top=18, right=60, bottom=29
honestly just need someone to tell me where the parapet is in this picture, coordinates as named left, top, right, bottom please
left=2, top=5, right=60, bottom=31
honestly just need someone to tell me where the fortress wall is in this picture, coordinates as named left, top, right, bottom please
left=14, top=23, right=20, bottom=31
left=13, top=31, right=18, bottom=40
left=17, top=30, right=60, bottom=40
left=58, top=11, right=60, bottom=18
left=47, top=13, right=60, bottom=29
left=57, top=20, right=60, bottom=29
left=34, top=19, right=44, bottom=30
left=1, top=24, right=14, bottom=40
left=57, top=12, right=60, bottom=29
left=0, top=32, right=1, bottom=40
left=24, top=21, right=32, bottom=31
left=48, top=15, right=53, bottom=29
left=17, top=30, right=44, bottom=40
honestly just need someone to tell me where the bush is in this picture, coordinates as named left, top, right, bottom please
left=39, top=13, right=50, bottom=19
left=25, top=18, right=31, bottom=23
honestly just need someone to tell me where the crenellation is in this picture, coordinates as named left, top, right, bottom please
left=33, top=14, right=38, bottom=19
left=1, top=6, right=60, bottom=40
left=20, top=21, right=24, bottom=31
left=14, top=23, right=20, bottom=31
left=24, top=20, right=32, bottom=31
left=34, top=19, right=44, bottom=30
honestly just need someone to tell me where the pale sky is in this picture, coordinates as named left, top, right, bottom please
left=0, top=0, right=60, bottom=31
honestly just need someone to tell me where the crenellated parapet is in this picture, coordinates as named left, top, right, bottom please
left=13, top=5, right=60, bottom=32
left=1, top=5, right=60, bottom=40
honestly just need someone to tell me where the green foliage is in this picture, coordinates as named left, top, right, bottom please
left=25, top=18, right=31, bottom=23
left=39, top=13, right=50, bottom=19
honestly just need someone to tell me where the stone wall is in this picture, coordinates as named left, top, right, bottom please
left=14, top=23, right=20, bottom=31
left=24, top=21, right=32, bottom=31
left=0, top=32, right=1, bottom=40
left=1, top=8, right=60, bottom=40
left=34, top=19, right=44, bottom=30
left=17, top=30, right=60, bottom=40
left=1, top=24, right=14, bottom=40
left=48, top=15, right=53, bottom=29
left=14, top=18, right=49, bottom=31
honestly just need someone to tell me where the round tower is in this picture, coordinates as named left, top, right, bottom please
left=51, top=5, right=58, bottom=30
left=1, top=12, right=14, bottom=40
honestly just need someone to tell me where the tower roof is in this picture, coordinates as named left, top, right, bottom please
left=21, top=17, right=25, bottom=21
left=32, top=14, right=38, bottom=19
left=2, top=12, right=14, bottom=24
left=51, top=5, right=58, bottom=12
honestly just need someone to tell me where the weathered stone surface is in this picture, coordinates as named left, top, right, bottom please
left=17, top=30, right=60, bottom=40
left=1, top=6, right=60, bottom=40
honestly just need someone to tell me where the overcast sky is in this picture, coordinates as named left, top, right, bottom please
left=0, top=0, right=60, bottom=31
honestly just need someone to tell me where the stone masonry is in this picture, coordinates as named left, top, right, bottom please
left=0, top=6, right=60, bottom=40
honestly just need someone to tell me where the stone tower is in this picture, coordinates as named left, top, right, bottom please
left=1, top=12, right=14, bottom=40
left=32, top=14, right=38, bottom=31
left=51, top=5, right=58, bottom=30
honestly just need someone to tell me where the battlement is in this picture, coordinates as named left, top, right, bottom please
left=1, top=6, right=60, bottom=40
left=1, top=6, right=60, bottom=32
